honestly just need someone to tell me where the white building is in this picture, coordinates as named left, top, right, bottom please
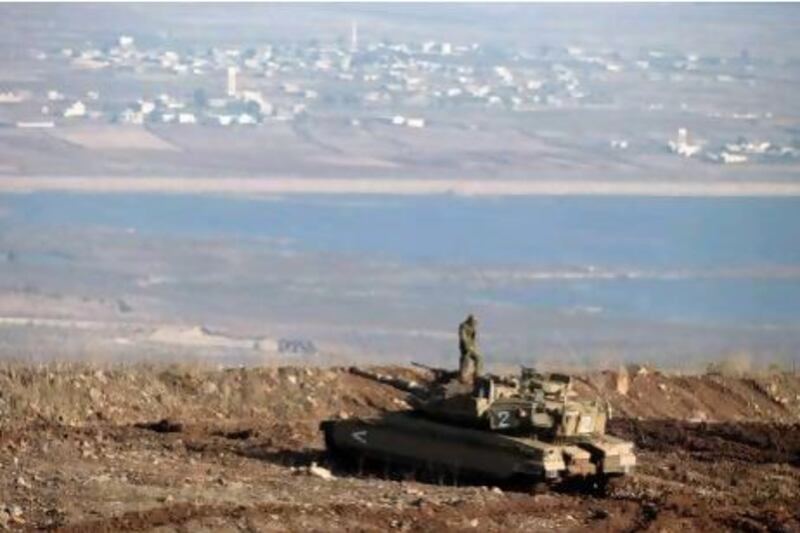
left=119, top=109, right=144, bottom=125
left=406, top=117, right=426, bottom=128
left=227, top=66, right=238, bottom=97
left=611, top=139, right=629, bottom=150
left=118, top=35, right=134, bottom=48
left=16, top=121, right=54, bottom=129
left=178, top=113, right=196, bottom=124
left=137, top=100, right=154, bottom=115
left=668, top=128, right=702, bottom=157
left=721, top=152, right=747, bottom=164
left=494, top=66, right=513, bottom=85
left=0, top=91, right=26, bottom=103
left=237, top=113, right=257, bottom=125
left=63, top=101, right=87, bottom=118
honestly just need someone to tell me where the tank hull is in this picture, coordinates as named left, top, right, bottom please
left=321, top=412, right=635, bottom=485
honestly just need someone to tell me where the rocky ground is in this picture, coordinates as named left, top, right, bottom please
left=0, top=363, right=799, bottom=532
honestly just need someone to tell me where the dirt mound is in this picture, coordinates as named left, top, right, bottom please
left=0, top=363, right=415, bottom=442
left=610, top=418, right=800, bottom=465
left=577, top=369, right=800, bottom=423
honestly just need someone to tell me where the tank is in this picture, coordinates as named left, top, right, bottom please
left=320, top=365, right=636, bottom=490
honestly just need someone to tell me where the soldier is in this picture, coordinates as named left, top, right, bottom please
left=458, top=314, right=483, bottom=382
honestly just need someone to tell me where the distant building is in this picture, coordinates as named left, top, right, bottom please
left=227, top=66, right=238, bottom=97
left=611, top=139, right=629, bottom=150
left=237, top=113, right=257, bottom=125
left=138, top=100, right=156, bottom=115
left=63, top=101, right=87, bottom=118
left=668, top=128, right=702, bottom=157
left=0, top=91, right=26, bottom=103
left=178, top=113, right=196, bottom=124
left=350, top=20, right=358, bottom=53
left=16, top=121, right=54, bottom=129
left=721, top=152, right=747, bottom=164
left=118, top=35, right=134, bottom=48
left=119, top=108, right=144, bottom=124
left=406, top=117, right=426, bottom=128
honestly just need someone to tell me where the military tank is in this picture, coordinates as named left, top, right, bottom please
left=320, top=365, right=635, bottom=490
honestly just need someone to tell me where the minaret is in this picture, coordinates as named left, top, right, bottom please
left=350, top=20, right=358, bottom=52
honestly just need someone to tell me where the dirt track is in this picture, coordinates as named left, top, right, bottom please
left=1, top=364, right=799, bottom=531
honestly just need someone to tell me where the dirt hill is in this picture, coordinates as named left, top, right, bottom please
left=0, top=363, right=798, bottom=531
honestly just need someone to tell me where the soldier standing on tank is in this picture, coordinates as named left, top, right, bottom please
left=458, top=314, right=483, bottom=382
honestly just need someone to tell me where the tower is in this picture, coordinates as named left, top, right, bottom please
left=227, top=66, right=238, bottom=97
left=350, top=20, right=358, bottom=52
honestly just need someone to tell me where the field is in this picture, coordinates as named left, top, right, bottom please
left=1, top=363, right=799, bottom=531
left=50, top=126, right=179, bottom=152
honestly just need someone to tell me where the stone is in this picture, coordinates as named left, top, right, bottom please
left=490, top=486, right=503, bottom=495
left=687, top=410, right=708, bottom=423
left=9, top=505, right=23, bottom=523
left=88, top=387, right=102, bottom=403
left=307, top=462, right=334, bottom=481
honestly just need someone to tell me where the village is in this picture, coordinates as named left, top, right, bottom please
left=1, top=25, right=798, bottom=167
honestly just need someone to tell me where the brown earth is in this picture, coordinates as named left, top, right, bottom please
left=0, top=363, right=799, bottom=532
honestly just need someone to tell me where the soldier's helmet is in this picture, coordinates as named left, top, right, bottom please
left=466, top=313, right=477, bottom=324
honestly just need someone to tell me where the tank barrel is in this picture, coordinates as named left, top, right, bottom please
left=411, top=362, right=454, bottom=381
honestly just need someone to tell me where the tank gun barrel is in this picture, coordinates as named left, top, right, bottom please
left=411, top=362, right=457, bottom=382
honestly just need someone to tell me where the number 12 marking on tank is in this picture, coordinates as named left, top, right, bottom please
left=352, top=430, right=368, bottom=444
